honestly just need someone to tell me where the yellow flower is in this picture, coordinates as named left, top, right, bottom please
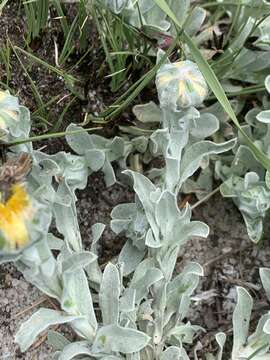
left=0, top=184, right=32, bottom=249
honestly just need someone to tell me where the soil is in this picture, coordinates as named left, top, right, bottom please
left=1, top=1, right=270, bottom=359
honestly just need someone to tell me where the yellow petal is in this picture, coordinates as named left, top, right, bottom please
left=0, top=184, right=31, bottom=249
left=158, top=74, right=173, bottom=85
left=0, top=213, right=29, bottom=248
left=7, top=184, right=30, bottom=214
left=178, top=80, right=186, bottom=97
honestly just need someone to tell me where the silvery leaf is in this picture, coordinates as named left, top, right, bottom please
left=118, top=240, right=146, bottom=276
left=61, top=269, right=97, bottom=340
left=100, top=263, right=121, bottom=325
left=215, top=332, right=226, bottom=360
left=190, top=113, right=219, bottom=139
left=65, top=124, right=96, bottom=155
left=53, top=181, right=82, bottom=251
left=62, top=251, right=97, bottom=273
left=180, top=139, right=236, bottom=186
left=133, top=101, right=162, bottom=123
left=160, top=346, right=182, bottom=360
left=264, top=319, right=270, bottom=334
left=92, top=325, right=150, bottom=354
left=58, top=341, right=93, bottom=360
left=266, top=75, right=270, bottom=93
left=85, top=149, right=106, bottom=171
left=185, top=7, right=206, bottom=37
left=220, top=173, right=270, bottom=242
left=92, top=223, right=106, bottom=245
left=257, top=110, right=270, bottom=124
left=168, top=323, right=203, bottom=344
left=248, top=313, right=270, bottom=350
left=260, top=268, right=270, bottom=302
left=124, top=170, right=159, bottom=240
left=131, top=136, right=149, bottom=154
left=232, top=287, right=253, bottom=359
left=102, top=158, right=116, bottom=187
left=47, top=234, right=64, bottom=251
left=17, top=241, right=62, bottom=300
left=168, top=0, right=189, bottom=26
left=154, top=190, right=180, bottom=240
left=15, top=309, right=78, bottom=352
left=119, top=288, right=136, bottom=313
left=86, top=223, right=105, bottom=285
left=132, top=267, right=164, bottom=303
left=157, top=245, right=178, bottom=281
left=130, top=259, right=163, bottom=302
left=145, top=228, right=161, bottom=248
left=111, top=203, right=137, bottom=234
left=47, top=331, right=70, bottom=351
left=166, top=263, right=203, bottom=320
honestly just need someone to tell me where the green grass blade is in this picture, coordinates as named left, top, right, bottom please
left=7, top=126, right=102, bottom=146
left=13, top=46, right=77, bottom=83
left=52, top=0, right=69, bottom=38
left=0, top=0, right=9, bottom=15
left=152, top=0, right=270, bottom=170
left=59, top=13, right=78, bottom=65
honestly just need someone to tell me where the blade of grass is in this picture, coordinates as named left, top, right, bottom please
left=59, top=13, right=78, bottom=65
left=88, top=33, right=180, bottom=123
left=92, top=5, right=116, bottom=86
left=78, top=0, right=89, bottom=50
left=7, top=126, right=102, bottom=146
left=10, top=41, right=46, bottom=120
left=51, top=0, right=69, bottom=38
left=13, top=45, right=77, bottom=84
left=0, top=40, right=12, bottom=86
left=153, top=0, right=270, bottom=171
left=0, top=0, right=8, bottom=15
left=52, top=96, right=77, bottom=132
left=32, top=94, right=62, bottom=116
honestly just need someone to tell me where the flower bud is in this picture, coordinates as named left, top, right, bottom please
left=156, top=60, right=208, bottom=110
